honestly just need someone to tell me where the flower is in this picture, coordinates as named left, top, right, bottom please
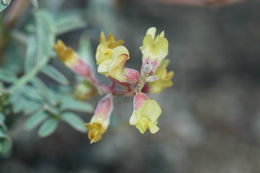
left=147, top=59, right=174, bottom=93
left=129, top=93, right=162, bottom=134
left=54, top=40, right=91, bottom=77
left=74, top=80, right=97, bottom=101
left=96, top=33, right=137, bottom=83
left=140, top=27, right=169, bottom=72
left=85, top=94, right=113, bottom=143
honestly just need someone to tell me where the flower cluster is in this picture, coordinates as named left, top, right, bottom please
left=54, top=27, right=174, bottom=143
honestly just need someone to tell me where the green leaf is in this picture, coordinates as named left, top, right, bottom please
left=40, top=65, right=68, bottom=85
left=20, top=85, right=42, bottom=101
left=0, top=69, right=16, bottom=83
left=24, top=36, right=37, bottom=73
left=34, top=10, right=56, bottom=59
left=24, top=111, right=47, bottom=130
left=56, top=15, right=86, bottom=35
left=38, top=118, right=58, bottom=137
left=31, top=78, right=57, bottom=105
left=62, top=112, right=86, bottom=133
left=61, top=96, right=93, bottom=113
left=78, top=34, right=96, bottom=71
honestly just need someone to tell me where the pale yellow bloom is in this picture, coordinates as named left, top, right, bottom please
left=129, top=93, right=162, bottom=134
left=96, top=33, right=130, bottom=82
left=148, top=59, right=174, bottom=94
left=140, top=27, right=169, bottom=67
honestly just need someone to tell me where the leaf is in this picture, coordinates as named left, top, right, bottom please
left=34, top=10, right=56, bottom=60
left=40, top=65, right=68, bottom=85
left=78, top=34, right=96, bottom=71
left=0, top=69, right=16, bottom=83
left=56, top=15, right=86, bottom=35
left=38, top=118, right=58, bottom=137
left=20, top=85, right=42, bottom=100
left=61, top=96, right=93, bottom=113
left=31, top=78, right=57, bottom=105
left=24, top=36, right=37, bottom=73
left=62, top=112, right=86, bottom=133
left=24, top=111, right=47, bottom=130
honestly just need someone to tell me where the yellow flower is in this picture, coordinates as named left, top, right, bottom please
left=85, top=94, right=113, bottom=143
left=140, top=27, right=169, bottom=69
left=53, top=40, right=78, bottom=67
left=129, top=93, right=162, bottom=134
left=148, top=59, right=174, bottom=94
left=96, top=33, right=130, bottom=82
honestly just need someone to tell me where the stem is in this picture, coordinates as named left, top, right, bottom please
left=9, top=56, right=49, bottom=93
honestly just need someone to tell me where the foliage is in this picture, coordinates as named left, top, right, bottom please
left=0, top=0, right=92, bottom=155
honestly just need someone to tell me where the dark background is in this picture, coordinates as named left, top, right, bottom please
left=1, top=0, right=260, bottom=172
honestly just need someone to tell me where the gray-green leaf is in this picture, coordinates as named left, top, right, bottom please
left=0, top=69, right=16, bottom=83
left=41, top=65, right=68, bottom=85
left=56, top=15, right=86, bottom=35
left=38, top=118, right=58, bottom=137
left=62, top=112, right=86, bottom=133
left=24, top=111, right=47, bottom=130
left=61, top=97, right=93, bottom=113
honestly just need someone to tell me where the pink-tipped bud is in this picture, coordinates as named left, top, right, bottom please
left=124, top=68, right=140, bottom=84
left=71, top=58, right=92, bottom=77
left=85, top=94, right=113, bottom=143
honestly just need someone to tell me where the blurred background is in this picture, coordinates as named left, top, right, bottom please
left=1, top=0, right=260, bottom=172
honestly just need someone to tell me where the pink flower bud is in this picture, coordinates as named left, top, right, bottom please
left=71, top=58, right=92, bottom=77
left=124, top=68, right=140, bottom=84
left=86, top=94, right=113, bottom=143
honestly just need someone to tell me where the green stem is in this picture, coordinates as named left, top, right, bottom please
left=9, top=56, right=49, bottom=93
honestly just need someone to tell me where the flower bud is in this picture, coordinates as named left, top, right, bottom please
left=54, top=40, right=91, bottom=77
left=74, top=80, right=97, bottom=101
left=124, top=68, right=140, bottom=84
left=85, top=94, right=113, bottom=143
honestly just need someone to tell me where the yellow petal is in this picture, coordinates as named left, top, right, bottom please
left=85, top=122, right=106, bottom=143
left=148, top=59, right=174, bottom=94
left=140, top=27, right=169, bottom=65
left=53, top=40, right=78, bottom=67
left=129, top=98, right=162, bottom=134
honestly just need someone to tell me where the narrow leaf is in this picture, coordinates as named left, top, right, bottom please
left=56, top=15, right=86, bottom=35
left=38, top=118, right=58, bottom=137
left=24, top=36, right=37, bottom=73
left=0, top=69, right=16, bottom=83
left=78, top=34, right=95, bottom=71
left=61, top=97, right=93, bottom=113
left=62, top=112, right=86, bottom=133
left=41, top=65, right=68, bottom=85
left=24, top=111, right=47, bottom=130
